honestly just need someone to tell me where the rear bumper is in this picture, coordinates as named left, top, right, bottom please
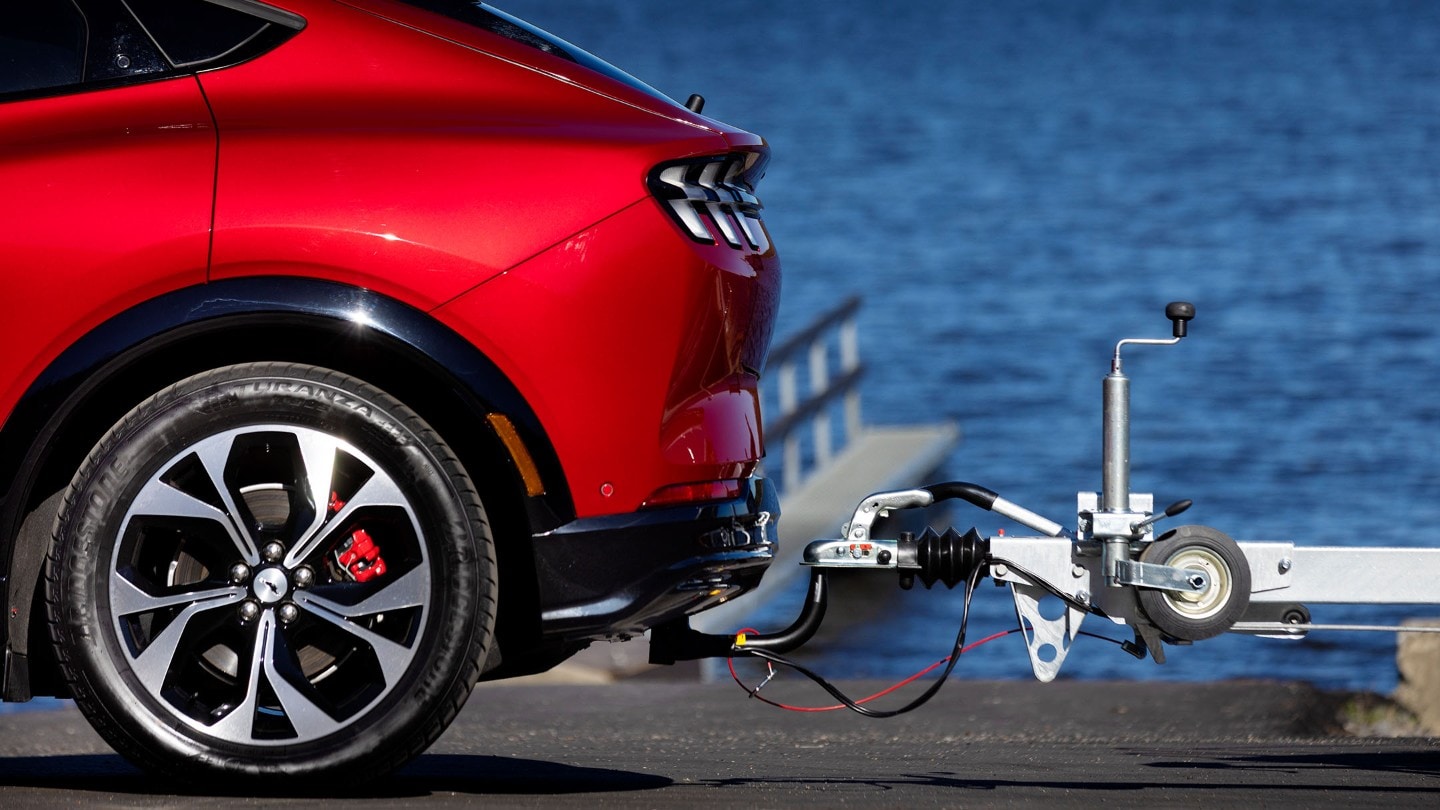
left=533, top=477, right=780, bottom=639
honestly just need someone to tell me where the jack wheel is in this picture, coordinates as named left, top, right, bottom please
left=1136, top=525, right=1250, bottom=641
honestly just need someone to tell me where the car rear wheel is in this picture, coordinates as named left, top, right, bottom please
left=47, top=363, right=497, bottom=781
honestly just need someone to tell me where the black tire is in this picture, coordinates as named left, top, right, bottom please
left=1136, top=525, right=1250, bottom=642
left=46, top=363, right=497, bottom=782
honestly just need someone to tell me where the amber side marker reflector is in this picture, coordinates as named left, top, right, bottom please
left=486, top=413, right=545, bottom=497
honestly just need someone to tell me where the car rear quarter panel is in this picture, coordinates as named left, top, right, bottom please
left=436, top=201, right=781, bottom=518
left=201, top=0, right=729, bottom=308
left=0, top=77, right=215, bottom=426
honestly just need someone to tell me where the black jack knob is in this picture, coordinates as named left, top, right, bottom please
left=1166, top=301, right=1196, bottom=338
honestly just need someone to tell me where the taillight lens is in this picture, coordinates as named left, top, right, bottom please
left=648, top=152, right=769, bottom=252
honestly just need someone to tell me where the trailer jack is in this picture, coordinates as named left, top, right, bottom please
left=651, top=303, right=1440, bottom=683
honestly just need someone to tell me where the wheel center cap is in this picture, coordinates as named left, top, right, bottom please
left=253, top=567, right=290, bottom=604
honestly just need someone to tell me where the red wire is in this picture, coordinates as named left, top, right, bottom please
left=727, top=628, right=1020, bottom=712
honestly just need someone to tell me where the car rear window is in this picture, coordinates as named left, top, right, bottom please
left=400, top=1, right=673, bottom=104
left=0, top=0, right=170, bottom=97
left=124, top=0, right=268, bottom=67
left=0, top=3, right=87, bottom=95
left=1, top=0, right=304, bottom=102
left=124, top=0, right=305, bottom=69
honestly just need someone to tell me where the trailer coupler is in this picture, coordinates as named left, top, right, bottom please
left=652, top=303, right=1440, bottom=683
left=649, top=526, right=989, bottom=666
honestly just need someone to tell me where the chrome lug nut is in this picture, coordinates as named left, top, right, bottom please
left=292, top=565, right=315, bottom=589
left=230, top=562, right=252, bottom=584
left=277, top=602, right=300, bottom=624
left=261, top=541, right=285, bottom=563
left=238, top=599, right=261, bottom=622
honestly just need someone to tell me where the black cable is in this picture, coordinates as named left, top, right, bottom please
left=1078, top=630, right=1127, bottom=647
left=731, top=552, right=1146, bottom=717
left=987, top=556, right=1111, bottom=619
left=733, top=561, right=986, bottom=718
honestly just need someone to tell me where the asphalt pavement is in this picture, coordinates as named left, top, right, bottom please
left=1, top=677, right=1437, bottom=807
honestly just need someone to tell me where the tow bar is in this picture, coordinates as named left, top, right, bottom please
left=652, top=302, right=1440, bottom=689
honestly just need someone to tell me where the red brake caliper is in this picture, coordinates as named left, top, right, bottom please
left=329, top=491, right=387, bottom=582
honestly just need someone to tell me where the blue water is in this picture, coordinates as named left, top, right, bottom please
left=500, top=0, right=1440, bottom=692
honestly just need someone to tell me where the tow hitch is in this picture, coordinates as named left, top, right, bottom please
left=651, top=303, right=1440, bottom=706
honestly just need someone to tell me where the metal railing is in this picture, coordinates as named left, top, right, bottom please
left=763, top=295, right=865, bottom=492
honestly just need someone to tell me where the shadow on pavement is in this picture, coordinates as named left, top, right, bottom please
left=1144, top=749, right=1440, bottom=779
left=396, top=753, right=672, bottom=795
left=694, top=747, right=1440, bottom=796
left=700, top=767, right=1440, bottom=797
left=0, top=753, right=671, bottom=798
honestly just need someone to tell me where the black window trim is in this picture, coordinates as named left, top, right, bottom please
left=0, top=0, right=305, bottom=105
left=121, top=0, right=306, bottom=71
left=205, top=0, right=307, bottom=30
left=122, top=1, right=265, bottom=70
left=394, top=1, right=675, bottom=105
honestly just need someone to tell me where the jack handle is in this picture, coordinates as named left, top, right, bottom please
left=842, top=483, right=1067, bottom=543
left=919, top=482, right=1069, bottom=538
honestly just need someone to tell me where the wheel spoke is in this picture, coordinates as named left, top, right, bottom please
left=193, top=434, right=260, bottom=563
left=297, top=596, right=417, bottom=683
left=130, top=477, right=254, bottom=563
left=293, top=430, right=340, bottom=556
left=111, top=573, right=244, bottom=617
left=127, top=590, right=245, bottom=698
left=206, top=612, right=274, bottom=742
left=287, top=470, right=408, bottom=567
left=264, top=633, right=345, bottom=739
left=295, top=565, right=428, bottom=618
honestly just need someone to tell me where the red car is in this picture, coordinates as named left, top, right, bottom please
left=0, top=0, right=780, bottom=780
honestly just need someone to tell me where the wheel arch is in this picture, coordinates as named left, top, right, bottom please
left=0, top=277, right=567, bottom=699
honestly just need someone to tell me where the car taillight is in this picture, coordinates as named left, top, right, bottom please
left=648, top=152, right=769, bottom=252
